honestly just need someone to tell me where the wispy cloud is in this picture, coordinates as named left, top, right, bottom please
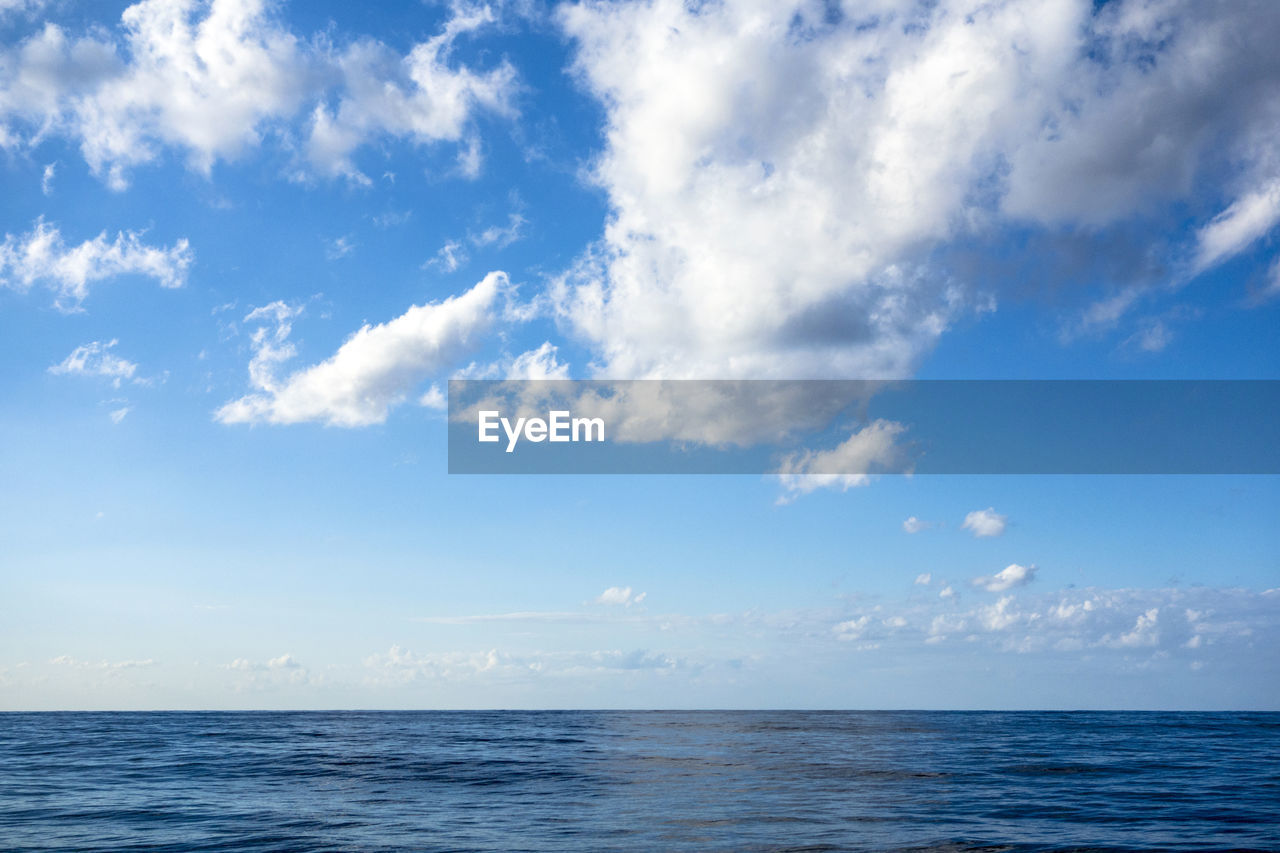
left=415, top=611, right=615, bottom=626
left=325, top=235, right=355, bottom=260
left=426, top=239, right=468, bottom=273
left=470, top=212, right=526, bottom=249
left=426, top=211, right=528, bottom=274
left=362, top=644, right=685, bottom=686
left=48, top=339, right=139, bottom=388
left=1, top=218, right=192, bottom=310
left=1193, top=181, right=1280, bottom=274
left=50, top=655, right=155, bottom=670
left=371, top=209, right=412, bottom=229
left=378, top=585, right=1278, bottom=690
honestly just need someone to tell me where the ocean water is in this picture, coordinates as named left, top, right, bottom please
left=1, top=711, right=1277, bottom=852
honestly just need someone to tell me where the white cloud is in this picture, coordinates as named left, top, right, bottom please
left=0, top=218, right=192, bottom=309
left=833, top=616, right=870, bottom=641
left=223, top=652, right=312, bottom=686
left=40, top=161, right=54, bottom=194
left=233, top=299, right=305, bottom=398
left=325, top=235, right=355, bottom=260
left=1000, top=1, right=1280, bottom=232
left=456, top=340, right=570, bottom=381
left=362, top=644, right=682, bottom=684
left=775, top=420, right=908, bottom=503
left=927, top=613, right=965, bottom=642
left=1194, top=180, right=1280, bottom=273
left=217, top=272, right=507, bottom=426
left=1050, top=598, right=1095, bottom=623
left=0, top=0, right=517, bottom=187
left=50, top=655, right=155, bottom=670
left=551, top=0, right=1280, bottom=378
left=1061, top=289, right=1145, bottom=342
left=372, top=209, right=412, bottom=229
left=394, top=586, right=1273, bottom=678
left=555, top=0, right=1006, bottom=379
left=594, top=586, right=646, bottom=607
left=1128, top=318, right=1173, bottom=353
left=1250, top=257, right=1280, bottom=305
left=0, top=0, right=49, bottom=22
left=109, top=406, right=131, bottom=423
left=48, top=339, right=138, bottom=387
left=962, top=507, right=1008, bottom=538
left=363, top=645, right=504, bottom=682
left=418, top=383, right=447, bottom=410
left=981, top=596, right=1021, bottom=631
left=1, top=1, right=307, bottom=188
left=1101, top=607, right=1160, bottom=649
left=426, top=211, right=527, bottom=274
left=509, top=342, right=569, bottom=380
left=471, top=212, right=526, bottom=249
left=304, top=4, right=516, bottom=183
left=454, top=135, right=483, bottom=178
left=914, top=573, right=932, bottom=586
left=427, top=239, right=468, bottom=273
left=903, top=516, right=932, bottom=534
left=973, top=563, right=1037, bottom=593
left=416, top=611, right=601, bottom=625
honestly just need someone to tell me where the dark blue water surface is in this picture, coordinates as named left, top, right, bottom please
left=1, top=711, right=1277, bottom=851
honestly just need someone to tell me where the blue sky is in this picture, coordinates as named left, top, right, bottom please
left=1, top=0, right=1277, bottom=710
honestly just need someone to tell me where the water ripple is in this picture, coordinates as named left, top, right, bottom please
left=0, top=711, right=1277, bottom=851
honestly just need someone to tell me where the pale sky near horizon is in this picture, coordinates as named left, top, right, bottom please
left=1, top=0, right=1278, bottom=710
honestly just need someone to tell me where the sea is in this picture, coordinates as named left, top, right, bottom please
left=1, top=711, right=1277, bottom=852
